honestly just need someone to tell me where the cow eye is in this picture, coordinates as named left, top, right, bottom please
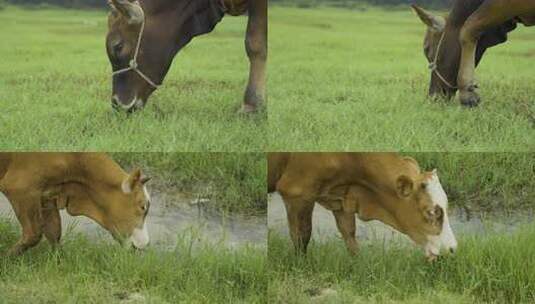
left=113, top=41, right=124, bottom=55
left=426, top=206, right=443, bottom=226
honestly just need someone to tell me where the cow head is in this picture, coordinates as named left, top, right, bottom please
left=412, top=5, right=459, bottom=99
left=412, top=4, right=516, bottom=101
left=64, top=168, right=151, bottom=249
left=106, top=0, right=176, bottom=112
left=391, top=168, right=457, bottom=260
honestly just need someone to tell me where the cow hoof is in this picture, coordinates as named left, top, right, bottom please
left=426, top=254, right=439, bottom=263
left=348, top=248, right=360, bottom=256
left=239, top=104, right=258, bottom=114
left=5, top=246, right=23, bottom=257
left=459, top=91, right=480, bottom=107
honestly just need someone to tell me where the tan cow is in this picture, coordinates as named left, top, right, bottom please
left=0, top=153, right=151, bottom=255
left=268, top=152, right=457, bottom=260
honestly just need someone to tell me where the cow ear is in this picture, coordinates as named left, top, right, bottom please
left=122, top=168, right=142, bottom=193
left=140, top=175, right=151, bottom=185
left=411, top=4, right=445, bottom=32
left=107, top=0, right=117, bottom=14
left=402, top=156, right=421, bottom=173
left=396, top=175, right=414, bottom=198
left=110, top=0, right=144, bottom=25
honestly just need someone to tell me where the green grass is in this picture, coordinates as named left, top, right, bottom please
left=111, top=152, right=267, bottom=215
left=268, top=225, right=535, bottom=304
left=0, top=220, right=267, bottom=303
left=268, top=6, right=535, bottom=151
left=0, top=6, right=266, bottom=152
left=404, top=153, right=535, bottom=212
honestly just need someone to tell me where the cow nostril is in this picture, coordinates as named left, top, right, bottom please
left=449, top=248, right=455, bottom=254
left=132, top=244, right=144, bottom=251
left=111, top=97, right=124, bottom=112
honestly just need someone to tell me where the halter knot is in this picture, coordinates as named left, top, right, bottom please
left=129, top=59, right=138, bottom=69
left=111, top=19, right=160, bottom=91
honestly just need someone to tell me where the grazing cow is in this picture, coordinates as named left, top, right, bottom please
left=412, top=1, right=535, bottom=107
left=0, top=153, right=151, bottom=255
left=106, top=0, right=267, bottom=113
left=268, top=153, right=458, bottom=260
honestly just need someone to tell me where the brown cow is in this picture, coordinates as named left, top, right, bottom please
left=268, top=153, right=457, bottom=260
left=413, top=1, right=535, bottom=107
left=106, top=0, right=267, bottom=113
left=0, top=153, right=151, bottom=255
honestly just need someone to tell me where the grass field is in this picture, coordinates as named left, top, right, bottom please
left=0, top=6, right=266, bottom=152
left=111, top=152, right=267, bottom=215
left=0, top=219, right=266, bottom=303
left=268, top=224, right=535, bottom=304
left=268, top=6, right=535, bottom=151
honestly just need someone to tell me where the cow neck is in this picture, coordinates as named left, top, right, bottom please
left=168, top=0, right=225, bottom=53
left=348, top=171, right=407, bottom=230
left=353, top=185, right=397, bottom=225
left=63, top=154, right=127, bottom=195
left=448, top=0, right=485, bottom=27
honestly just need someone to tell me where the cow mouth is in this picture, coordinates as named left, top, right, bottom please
left=429, top=84, right=457, bottom=101
left=128, top=224, right=150, bottom=249
left=423, top=238, right=457, bottom=262
left=423, top=244, right=444, bottom=262
left=426, top=253, right=439, bottom=262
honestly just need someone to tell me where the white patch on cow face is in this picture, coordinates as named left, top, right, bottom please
left=143, top=185, right=151, bottom=202
left=423, top=170, right=458, bottom=257
left=127, top=185, right=151, bottom=249
left=113, top=94, right=143, bottom=111
left=129, top=223, right=149, bottom=249
left=121, top=179, right=132, bottom=193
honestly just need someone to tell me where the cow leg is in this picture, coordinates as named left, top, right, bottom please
left=282, top=196, right=315, bottom=254
left=40, top=190, right=62, bottom=247
left=457, top=1, right=514, bottom=107
left=242, top=0, right=267, bottom=113
left=332, top=210, right=358, bottom=255
left=5, top=194, right=43, bottom=256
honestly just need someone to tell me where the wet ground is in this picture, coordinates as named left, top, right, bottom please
left=268, top=193, right=533, bottom=247
left=2, top=189, right=531, bottom=251
left=0, top=189, right=267, bottom=249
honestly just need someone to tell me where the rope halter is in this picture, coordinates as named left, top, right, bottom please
left=428, top=31, right=457, bottom=90
left=111, top=20, right=160, bottom=89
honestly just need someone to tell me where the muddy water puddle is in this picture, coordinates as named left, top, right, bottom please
left=0, top=189, right=266, bottom=249
left=268, top=193, right=533, bottom=247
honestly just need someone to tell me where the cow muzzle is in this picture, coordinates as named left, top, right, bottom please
left=424, top=225, right=458, bottom=261
left=111, top=95, right=145, bottom=113
left=127, top=224, right=150, bottom=250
